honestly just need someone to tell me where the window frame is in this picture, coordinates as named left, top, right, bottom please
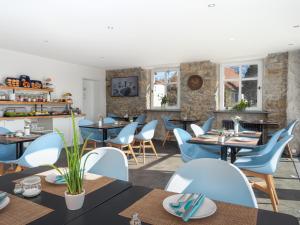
left=220, top=60, right=263, bottom=111
left=150, top=67, right=181, bottom=110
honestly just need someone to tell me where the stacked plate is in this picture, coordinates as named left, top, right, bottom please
left=0, top=191, right=10, bottom=210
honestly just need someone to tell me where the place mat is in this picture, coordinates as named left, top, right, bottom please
left=191, top=136, right=218, bottom=143
left=119, top=189, right=258, bottom=225
left=225, top=137, right=259, bottom=146
left=0, top=193, right=53, bottom=225
left=238, top=132, right=261, bottom=138
left=15, top=169, right=114, bottom=197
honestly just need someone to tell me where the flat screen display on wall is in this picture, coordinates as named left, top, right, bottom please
left=111, top=76, right=139, bottom=97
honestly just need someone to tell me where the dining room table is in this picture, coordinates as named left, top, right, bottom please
left=0, top=167, right=298, bottom=225
left=188, top=131, right=262, bottom=163
left=79, top=122, right=134, bottom=146
left=169, top=118, right=199, bottom=130
left=0, top=134, right=41, bottom=158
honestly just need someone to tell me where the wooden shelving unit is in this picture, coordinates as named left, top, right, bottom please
left=0, top=86, right=54, bottom=93
left=0, top=101, right=70, bottom=105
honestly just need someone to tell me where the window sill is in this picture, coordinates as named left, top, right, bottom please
left=214, top=110, right=269, bottom=114
left=146, top=108, right=181, bottom=112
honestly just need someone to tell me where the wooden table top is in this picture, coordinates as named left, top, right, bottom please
left=0, top=134, right=40, bottom=144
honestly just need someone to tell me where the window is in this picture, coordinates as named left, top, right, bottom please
left=220, top=60, right=262, bottom=110
left=151, top=67, right=180, bottom=109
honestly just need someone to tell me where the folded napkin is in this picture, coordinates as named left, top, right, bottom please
left=182, top=194, right=206, bottom=222
left=55, top=175, right=66, bottom=184
left=0, top=191, right=7, bottom=204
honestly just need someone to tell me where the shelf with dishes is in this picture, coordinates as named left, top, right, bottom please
left=0, top=86, right=54, bottom=93
left=0, top=101, right=72, bottom=105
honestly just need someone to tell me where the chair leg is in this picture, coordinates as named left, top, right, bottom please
left=265, top=174, right=278, bottom=212
left=142, top=141, right=146, bottom=164
left=150, top=140, right=158, bottom=158
left=286, top=144, right=293, bottom=160
left=0, top=163, right=4, bottom=176
left=270, top=176, right=279, bottom=205
left=162, top=131, right=170, bottom=147
left=128, top=144, right=138, bottom=165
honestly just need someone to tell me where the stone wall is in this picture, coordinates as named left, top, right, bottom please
left=180, top=61, right=218, bottom=124
left=106, top=67, right=149, bottom=116
left=263, top=52, right=288, bottom=128
left=287, top=50, right=300, bottom=155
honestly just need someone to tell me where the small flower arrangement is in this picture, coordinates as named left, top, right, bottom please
left=160, top=95, right=169, bottom=106
left=232, top=99, right=250, bottom=111
left=217, top=129, right=225, bottom=137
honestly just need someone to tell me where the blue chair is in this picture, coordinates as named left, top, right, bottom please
left=107, top=113, right=118, bottom=118
left=103, top=117, right=120, bottom=138
left=135, top=114, right=146, bottom=129
left=0, top=132, right=63, bottom=173
left=0, top=127, right=16, bottom=175
left=202, top=116, right=215, bottom=133
left=237, top=129, right=285, bottom=157
left=165, top=158, right=257, bottom=208
left=161, top=116, right=182, bottom=147
left=79, top=119, right=103, bottom=149
left=134, top=120, right=158, bottom=164
left=234, top=135, right=294, bottom=212
left=106, top=122, right=139, bottom=164
left=81, top=147, right=128, bottom=181
left=173, top=128, right=219, bottom=162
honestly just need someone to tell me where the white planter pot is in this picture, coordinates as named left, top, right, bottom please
left=218, top=136, right=225, bottom=143
left=234, top=122, right=239, bottom=136
left=64, top=189, right=85, bottom=210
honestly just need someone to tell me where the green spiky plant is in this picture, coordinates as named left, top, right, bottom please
left=51, top=112, right=92, bottom=195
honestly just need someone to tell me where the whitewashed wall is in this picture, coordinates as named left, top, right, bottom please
left=0, top=48, right=106, bottom=114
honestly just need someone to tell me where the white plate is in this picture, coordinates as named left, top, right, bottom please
left=0, top=197, right=10, bottom=210
left=162, top=194, right=217, bottom=219
left=232, top=137, right=253, bottom=142
left=242, top=131, right=256, bottom=134
left=45, top=174, right=66, bottom=185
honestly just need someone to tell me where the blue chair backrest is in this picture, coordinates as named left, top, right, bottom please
left=135, top=114, right=146, bottom=124
left=81, top=147, right=128, bottom=181
left=257, top=129, right=285, bottom=155
left=17, top=132, right=63, bottom=167
left=0, top=127, right=16, bottom=160
left=137, top=120, right=158, bottom=140
left=258, top=134, right=294, bottom=174
left=107, top=113, right=118, bottom=118
left=165, top=158, right=258, bottom=208
left=114, top=122, right=138, bottom=145
left=103, top=117, right=116, bottom=124
left=190, top=124, right=205, bottom=137
left=161, top=116, right=174, bottom=130
left=285, top=119, right=299, bottom=135
left=202, top=117, right=214, bottom=133
left=79, top=119, right=102, bottom=141
left=173, top=128, right=195, bottom=161
left=0, top=127, right=11, bottom=134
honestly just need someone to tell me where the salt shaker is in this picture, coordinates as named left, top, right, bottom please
left=130, top=213, right=141, bottom=225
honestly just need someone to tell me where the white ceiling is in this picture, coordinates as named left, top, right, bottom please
left=0, top=0, right=299, bottom=69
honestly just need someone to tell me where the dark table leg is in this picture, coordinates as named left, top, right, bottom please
left=183, top=122, right=187, bottom=130
left=221, top=146, right=228, bottom=161
left=230, top=147, right=238, bottom=163
left=16, top=142, right=24, bottom=159
left=102, top=129, right=108, bottom=147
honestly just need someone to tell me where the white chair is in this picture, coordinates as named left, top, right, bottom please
left=190, top=124, right=205, bottom=137
left=165, top=158, right=258, bottom=208
left=81, top=147, right=129, bottom=181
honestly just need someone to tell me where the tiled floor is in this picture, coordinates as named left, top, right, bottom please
left=127, top=140, right=300, bottom=220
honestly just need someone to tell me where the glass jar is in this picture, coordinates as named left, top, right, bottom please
left=21, top=176, right=41, bottom=197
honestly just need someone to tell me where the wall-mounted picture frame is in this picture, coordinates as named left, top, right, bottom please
left=111, top=76, right=139, bottom=97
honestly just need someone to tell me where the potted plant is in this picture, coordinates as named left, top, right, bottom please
left=160, top=95, right=169, bottom=109
left=217, top=129, right=225, bottom=143
left=51, top=113, right=92, bottom=210
left=232, top=99, right=250, bottom=112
